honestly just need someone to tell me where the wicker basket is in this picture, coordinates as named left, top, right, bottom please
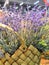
left=0, top=23, right=41, bottom=65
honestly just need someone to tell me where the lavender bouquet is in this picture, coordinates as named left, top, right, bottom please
left=0, top=5, right=49, bottom=54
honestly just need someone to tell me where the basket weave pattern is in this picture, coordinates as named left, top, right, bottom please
left=0, top=45, right=41, bottom=65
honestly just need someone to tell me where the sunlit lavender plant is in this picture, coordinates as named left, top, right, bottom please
left=0, top=4, right=48, bottom=52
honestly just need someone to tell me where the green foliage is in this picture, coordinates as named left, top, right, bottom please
left=0, top=27, right=21, bottom=55
left=23, top=24, right=49, bottom=52
left=33, top=24, right=49, bottom=52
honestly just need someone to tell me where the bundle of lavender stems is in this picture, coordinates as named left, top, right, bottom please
left=0, top=3, right=49, bottom=51
left=0, top=4, right=47, bottom=32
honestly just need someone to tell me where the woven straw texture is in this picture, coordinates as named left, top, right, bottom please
left=0, top=45, right=41, bottom=65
